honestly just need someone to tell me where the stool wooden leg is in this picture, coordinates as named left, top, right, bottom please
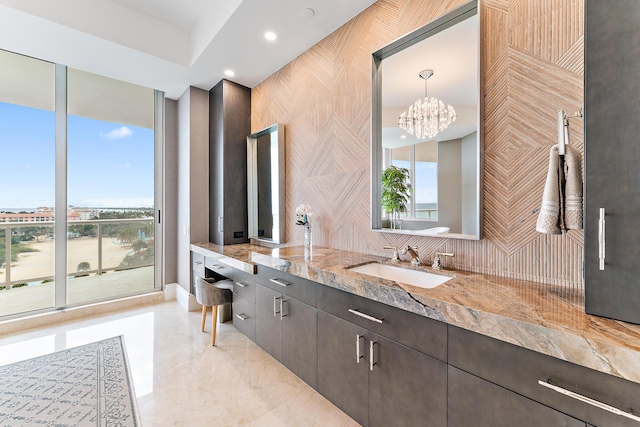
left=201, top=305, right=207, bottom=332
left=211, top=305, right=218, bottom=346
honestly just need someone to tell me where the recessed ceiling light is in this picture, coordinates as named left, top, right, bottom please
left=301, top=8, right=315, bottom=18
left=265, top=31, right=277, bottom=41
left=224, top=70, right=235, bottom=77
left=400, top=135, right=407, bottom=139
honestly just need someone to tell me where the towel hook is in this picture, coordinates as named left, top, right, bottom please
left=557, top=107, right=583, bottom=156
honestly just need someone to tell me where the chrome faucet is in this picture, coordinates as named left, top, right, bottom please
left=383, top=246, right=400, bottom=262
left=402, top=246, right=420, bottom=266
left=432, top=252, right=454, bottom=270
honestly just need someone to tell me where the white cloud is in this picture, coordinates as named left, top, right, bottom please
left=101, top=126, right=133, bottom=140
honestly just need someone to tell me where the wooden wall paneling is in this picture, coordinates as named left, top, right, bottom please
left=252, top=0, right=585, bottom=288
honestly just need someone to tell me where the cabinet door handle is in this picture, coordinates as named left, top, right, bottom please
left=538, top=380, right=640, bottom=423
left=235, top=314, right=249, bottom=321
left=270, top=278, right=290, bottom=287
left=280, top=299, right=286, bottom=320
left=598, top=207, right=606, bottom=271
left=348, top=308, right=383, bottom=324
left=356, top=334, right=365, bottom=364
left=369, top=340, right=377, bottom=371
left=274, top=296, right=282, bottom=316
left=235, top=281, right=247, bottom=288
left=194, top=261, right=203, bottom=265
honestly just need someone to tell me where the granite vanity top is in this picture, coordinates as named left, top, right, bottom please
left=191, top=242, right=640, bottom=384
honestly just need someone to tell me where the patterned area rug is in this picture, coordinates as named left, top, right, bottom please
left=0, top=336, right=139, bottom=426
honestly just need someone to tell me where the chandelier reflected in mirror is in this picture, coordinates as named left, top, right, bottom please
left=398, top=69, right=456, bottom=139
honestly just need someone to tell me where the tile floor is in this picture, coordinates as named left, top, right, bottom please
left=0, top=301, right=359, bottom=426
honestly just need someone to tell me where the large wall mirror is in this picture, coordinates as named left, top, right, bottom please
left=247, top=123, right=285, bottom=244
left=371, top=0, right=482, bottom=240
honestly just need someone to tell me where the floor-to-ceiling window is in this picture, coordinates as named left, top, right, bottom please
left=0, top=50, right=162, bottom=318
left=0, top=50, right=56, bottom=317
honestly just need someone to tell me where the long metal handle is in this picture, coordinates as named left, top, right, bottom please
left=235, top=281, right=247, bottom=288
left=270, top=278, right=290, bottom=287
left=211, top=264, right=223, bottom=270
left=273, top=296, right=281, bottom=316
left=348, top=308, right=383, bottom=324
left=194, top=261, right=203, bottom=265
left=280, top=299, right=286, bottom=320
left=598, top=208, right=606, bottom=271
left=236, top=314, right=249, bottom=321
left=356, top=334, right=364, bottom=363
left=538, top=380, right=640, bottom=423
left=369, top=340, right=376, bottom=371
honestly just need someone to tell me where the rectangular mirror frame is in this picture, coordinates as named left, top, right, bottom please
left=371, top=0, right=483, bottom=240
left=247, top=123, right=286, bottom=244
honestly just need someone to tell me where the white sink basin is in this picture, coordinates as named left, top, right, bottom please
left=347, top=263, right=452, bottom=289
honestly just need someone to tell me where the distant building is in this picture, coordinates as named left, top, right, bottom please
left=0, top=211, right=81, bottom=223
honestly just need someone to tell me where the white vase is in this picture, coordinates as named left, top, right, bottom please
left=304, top=223, right=312, bottom=248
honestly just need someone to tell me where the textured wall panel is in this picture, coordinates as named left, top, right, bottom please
left=252, top=0, right=584, bottom=288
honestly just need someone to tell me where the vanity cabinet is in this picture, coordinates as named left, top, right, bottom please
left=584, top=0, right=640, bottom=325
left=209, top=79, right=251, bottom=246
left=254, top=267, right=318, bottom=389
left=232, top=269, right=256, bottom=341
left=449, top=326, right=640, bottom=427
left=317, top=286, right=447, bottom=427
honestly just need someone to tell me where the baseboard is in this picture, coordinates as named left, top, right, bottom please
left=163, top=283, right=177, bottom=301
left=176, top=284, right=200, bottom=312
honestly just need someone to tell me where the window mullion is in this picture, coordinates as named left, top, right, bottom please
left=54, top=64, right=67, bottom=308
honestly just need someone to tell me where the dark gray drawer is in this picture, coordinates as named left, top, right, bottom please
left=256, top=266, right=318, bottom=307
left=205, top=257, right=233, bottom=280
left=449, top=325, right=640, bottom=427
left=192, top=252, right=205, bottom=276
left=233, top=269, right=255, bottom=303
left=232, top=292, right=255, bottom=341
left=318, top=285, right=447, bottom=362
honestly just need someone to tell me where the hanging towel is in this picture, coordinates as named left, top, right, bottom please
left=536, top=145, right=583, bottom=234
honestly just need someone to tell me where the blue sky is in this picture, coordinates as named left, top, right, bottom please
left=0, top=102, right=154, bottom=209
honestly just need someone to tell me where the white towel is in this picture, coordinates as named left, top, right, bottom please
left=536, top=145, right=583, bottom=234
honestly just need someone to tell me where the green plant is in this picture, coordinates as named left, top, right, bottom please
left=77, top=261, right=91, bottom=272
left=382, top=165, right=412, bottom=228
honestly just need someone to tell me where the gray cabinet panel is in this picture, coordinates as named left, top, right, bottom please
left=233, top=269, right=255, bottom=303
left=318, top=285, right=447, bottom=362
left=204, top=257, right=233, bottom=280
left=449, top=325, right=640, bottom=427
left=209, top=79, right=250, bottom=245
left=281, top=297, right=318, bottom=389
left=255, top=283, right=282, bottom=361
left=232, top=292, right=255, bottom=341
left=584, top=0, right=640, bottom=324
left=318, top=311, right=369, bottom=427
left=369, top=333, right=447, bottom=427
left=448, top=366, right=585, bottom=427
left=256, top=266, right=318, bottom=307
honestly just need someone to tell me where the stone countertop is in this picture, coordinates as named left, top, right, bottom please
left=190, top=242, right=640, bottom=384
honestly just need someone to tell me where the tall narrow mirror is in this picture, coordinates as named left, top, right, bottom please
left=371, top=0, right=482, bottom=239
left=247, top=123, right=285, bottom=244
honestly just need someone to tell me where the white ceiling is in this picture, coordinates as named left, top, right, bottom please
left=0, top=0, right=376, bottom=99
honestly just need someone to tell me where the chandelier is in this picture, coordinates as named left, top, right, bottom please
left=398, top=69, right=456, bottom=139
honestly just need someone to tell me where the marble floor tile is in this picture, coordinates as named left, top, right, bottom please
left=0, top=301, right=359, bottom=426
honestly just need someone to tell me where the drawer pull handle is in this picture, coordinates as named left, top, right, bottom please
left=538, top=380, right=640, bottom=423
left=348, top=308, right=383, bottom=324
left=211, top=264, right=223, bottom=270
left=270, top=278, right=290, bottom=287
left=356, top=334, right=365, bottom=364
left=194, top=261, right=203, bottom=265
left=235, top=281, right=247, bottom=288
left=236, top=314, right=249, bottom=321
